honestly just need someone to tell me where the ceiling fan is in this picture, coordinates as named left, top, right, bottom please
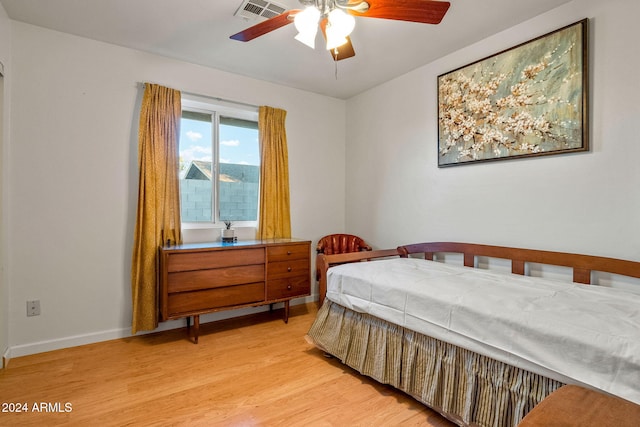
left=230, top=0, right=451, bottom=61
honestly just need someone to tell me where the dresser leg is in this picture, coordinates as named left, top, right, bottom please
left=193, top=315, right=200, bottom=344
left=193, top=314, right=200, bottom=344
left=283, top=300, right=290, bottom=324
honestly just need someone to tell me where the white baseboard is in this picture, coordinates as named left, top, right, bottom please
left=8, top=328, right=132, bottom=359
left=7, top=296, right=317, bottom=359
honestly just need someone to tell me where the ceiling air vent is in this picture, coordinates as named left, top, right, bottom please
left=234, top=0, right=287, bottom=21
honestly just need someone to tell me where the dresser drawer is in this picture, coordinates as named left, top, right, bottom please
left=267, top=259, right=310, bottom=280
left=167, top=282, right=265, bottom=316
left=167, top=264, right=265, bottom=293
left=166, top=248, right=264, bottom=272
left=267, top=244, right=309, bottom=262
left=267, top=276, right=310, bottom=300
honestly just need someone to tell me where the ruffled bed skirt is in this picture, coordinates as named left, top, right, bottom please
left=306, top=301, right=563, bottom=427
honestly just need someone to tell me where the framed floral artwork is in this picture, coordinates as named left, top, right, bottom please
left=437, top=19, right=588, bottom=167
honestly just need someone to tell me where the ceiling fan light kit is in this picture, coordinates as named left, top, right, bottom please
left=294, top=7, right=321, bottom=48
left=294, top=3, right=358, bottom=51
left=324, top=9, right=355, bottom=50
left=230, top=0, right=451, bottom=62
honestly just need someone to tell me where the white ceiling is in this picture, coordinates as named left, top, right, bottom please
left=0, top=0, right=572, bottom=99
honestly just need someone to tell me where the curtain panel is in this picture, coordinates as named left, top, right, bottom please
left=257, top=106, right=291, bottom=240
left=131, top=83, right=182, bottom=334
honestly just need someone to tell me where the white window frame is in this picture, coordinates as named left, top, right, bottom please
left=180, top=95, right=259, bottom=231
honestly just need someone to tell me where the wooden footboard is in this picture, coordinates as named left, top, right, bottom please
left=317, top=248, right=400, bottom=306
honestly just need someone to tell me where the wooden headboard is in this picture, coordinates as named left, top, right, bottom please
left=398, top=242, right=640, bottom=284
left=316, top=242, right=640, bottom=307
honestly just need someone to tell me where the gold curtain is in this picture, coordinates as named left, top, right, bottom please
left=257, top=106, right=291, bottom=240
left=131, top=83, right=182, bottom=334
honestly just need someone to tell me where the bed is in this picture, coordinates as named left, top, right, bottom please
left=307, top=242, right=640, bottom=427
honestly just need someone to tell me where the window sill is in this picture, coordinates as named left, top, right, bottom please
left=181, top=224, right=258, bottom=244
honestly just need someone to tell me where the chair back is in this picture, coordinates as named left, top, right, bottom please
left=316, top=234, right=372, bottom=255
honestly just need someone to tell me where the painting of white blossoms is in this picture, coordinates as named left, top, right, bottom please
left=438, top=19, right=588, bottom=166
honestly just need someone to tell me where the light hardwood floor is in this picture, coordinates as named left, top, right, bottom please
left=0, top=303, right=454, bottom=426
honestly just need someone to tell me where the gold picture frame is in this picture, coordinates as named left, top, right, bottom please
left=438, top=19, right=589, bottom=167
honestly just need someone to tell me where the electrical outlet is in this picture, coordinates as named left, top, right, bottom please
left=27, top=300, right=40, bottom=317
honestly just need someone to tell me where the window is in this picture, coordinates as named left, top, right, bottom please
left=179, top=98, right=259, bottom=226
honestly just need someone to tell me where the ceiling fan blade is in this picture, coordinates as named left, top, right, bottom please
left=350, top=0, right=450, bottom=25
left=319, top=18, right=356, bottom=61
left=230, top=9, right=301, bottom=42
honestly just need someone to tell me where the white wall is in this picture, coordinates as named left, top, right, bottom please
left=0, top=3, right=10, bottom=366
left=345, top=0, right=640, bottom=263
left=6, top=22, right=346, bottom=356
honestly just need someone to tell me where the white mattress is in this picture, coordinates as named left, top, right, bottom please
left=326, top=258, right=640, bottom=404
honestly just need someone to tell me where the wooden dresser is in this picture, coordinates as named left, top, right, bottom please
left=159, top=239, right=311, bottom=342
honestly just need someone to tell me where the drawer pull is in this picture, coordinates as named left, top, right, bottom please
left=287, top=251, right=292, bottom=255
left=287, top=285, right=292, bottom=290
left=287, top=267, right=292, bottom=272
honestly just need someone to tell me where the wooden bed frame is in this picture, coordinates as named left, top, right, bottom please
left=317, top=242, right=640, bottom=306
left=313, top=242, right=640, bottom=426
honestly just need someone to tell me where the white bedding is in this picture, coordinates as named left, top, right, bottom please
left=326, top=258, right=640, bottom=404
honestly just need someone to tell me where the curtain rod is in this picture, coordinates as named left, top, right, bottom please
left=138, top=82, right=259, bottom=110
